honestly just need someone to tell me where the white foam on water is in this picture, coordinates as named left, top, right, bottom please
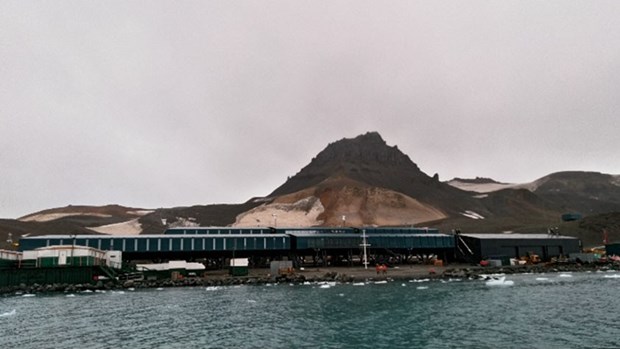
left=416, top=286, right=429, bottom=290
left=535, top=277, right=549, bottom=281
left=603, top=274, right=620, bottom=279
left=66, top=294, right=76, bottom=297
left=319, top=284, right=331, bottom=289
left=22, top=294, right=35, bottom=297
left=156, top=288, right=164, bottom=291
left=558, top=274, right=573, bottom=278
left=205, top=286, right=221, bottom=291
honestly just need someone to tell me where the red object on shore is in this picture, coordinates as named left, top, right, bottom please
left=479, top=260, right=490, bottom=267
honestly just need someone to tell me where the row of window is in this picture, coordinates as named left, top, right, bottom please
left=33, top=237, right=290, bottom=252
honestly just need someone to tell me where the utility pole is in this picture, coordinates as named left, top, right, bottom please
left=360, top=229, right=370, bottom=269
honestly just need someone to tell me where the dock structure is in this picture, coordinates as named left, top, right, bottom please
left=18, top=227, right=455, bottom=267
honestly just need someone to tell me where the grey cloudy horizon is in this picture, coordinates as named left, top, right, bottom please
left=2, top=1, right=620, bottom=218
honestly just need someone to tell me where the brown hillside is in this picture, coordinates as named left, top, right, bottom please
left=234, top=175, right=446, bottom=227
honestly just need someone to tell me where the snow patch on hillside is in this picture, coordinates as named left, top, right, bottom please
left=127, top=210, right=154, bottom=216
left=88, top=218, right=142, bottom=235
left=448, top=178, right=548, bottom=193
left=233, top=197, right=325, bottom=227
left=20, top=212, right=112, bottom=222
left=447, top=180, right=516, bottom=193
left=168, top=217, right=199, bottom=228
left=461, top=211, right=485, bottom=220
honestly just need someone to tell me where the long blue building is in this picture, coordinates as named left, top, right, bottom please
left=19, top=227, right=455, bottom=266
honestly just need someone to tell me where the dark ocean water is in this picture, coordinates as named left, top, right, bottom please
left=1, top=271, right=619, bottom=349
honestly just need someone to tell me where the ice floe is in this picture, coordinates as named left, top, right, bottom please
left=485, top=276, right=514, bottom=287
left=0, top=309, right=16, bottom=317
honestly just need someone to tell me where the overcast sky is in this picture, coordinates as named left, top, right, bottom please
left=1, top=1, right=619, bottom=218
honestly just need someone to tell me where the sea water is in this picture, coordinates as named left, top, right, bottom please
left=1, top=272, right=619, bottom=348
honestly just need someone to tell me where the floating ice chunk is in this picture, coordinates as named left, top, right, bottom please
left=66, top=294, right=76, bottom=297
left=205, top=286, right=221, bottom=291
left=603, top=274, right=620, bottom=279
left=535, top=277, right=549, bottom=281
left=0, top=309, right=16, bottom=317
left=319, top=284, right=331, bottom=289
left=156, top=287, right=164, bottom=291
left=22, top=294, right=35, bottom=297
left=416, top=286, right=429, bottom=290
left=485, top=276, right=514, bottom=286
left=374, top=280, right=388, bottom=284
left=352, top=282, right=365, bottom=286
left=558, top=274, right=573, bottom=278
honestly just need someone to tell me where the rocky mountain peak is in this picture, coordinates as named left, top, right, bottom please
left=313, top=132, right=416, bottom=168
left=269, top=132, right=428, bottom=197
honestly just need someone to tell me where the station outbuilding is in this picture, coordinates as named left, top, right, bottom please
left=456, top=233, right=581, bottom=264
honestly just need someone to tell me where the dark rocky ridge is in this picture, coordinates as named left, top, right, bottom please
left=532, top=171, right=620, bottom=214
left=448, top=177, right=504, bottom=184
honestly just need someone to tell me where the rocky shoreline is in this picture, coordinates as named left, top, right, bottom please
left=2, top=262, right=618, bottom=296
